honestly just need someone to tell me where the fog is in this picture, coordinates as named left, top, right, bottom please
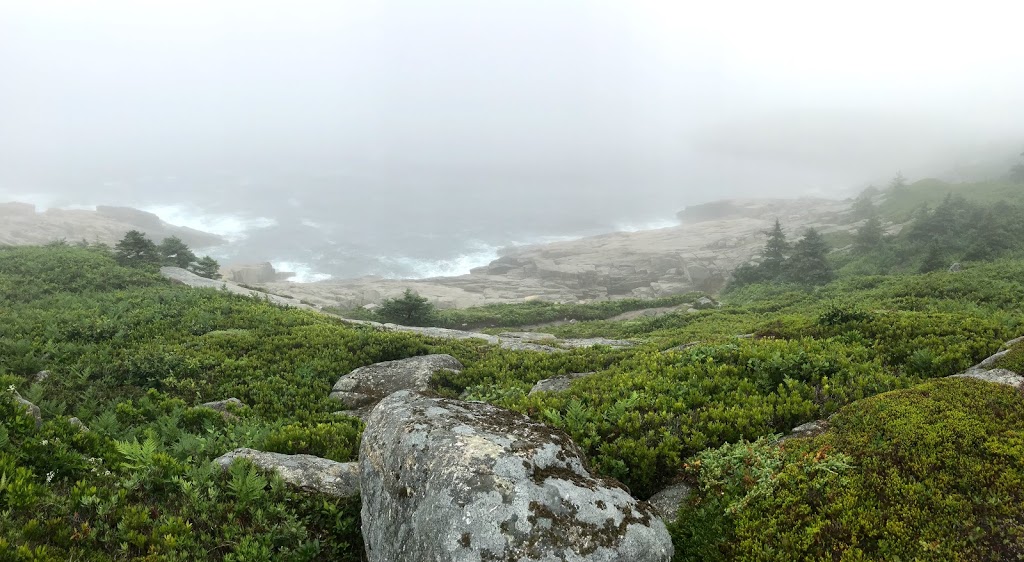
left=2, top=0, right=1023, bottom=278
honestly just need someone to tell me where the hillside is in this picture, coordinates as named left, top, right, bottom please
left=2, top=243, right=1024, bottom=559
left=260, top=179, right=1023, bottom=312
left=0, top=203, right=224, bottom=249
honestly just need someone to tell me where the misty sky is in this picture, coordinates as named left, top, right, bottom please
left=2, top=0, right=1024, bottom=259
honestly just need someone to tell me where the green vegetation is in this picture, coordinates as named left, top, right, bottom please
left=875, top=178, right=1024, bottom=221
left=729, top=225, right=834, bottom=289
left=113, top=230, right=221, bottom=279
left=672, top=378, right=1024, bottom=561
left=3, top=215, right=1024, bottom=559
left=376, top=288, right=437, bottom=326
left=332, top=292, right=704, bottom=331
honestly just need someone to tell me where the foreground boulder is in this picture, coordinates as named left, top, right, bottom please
left=329, top=354, right=463, bottom=409
left=214, top=448, right=359, bottom=498
left=359, top=391, right=673, bottom=562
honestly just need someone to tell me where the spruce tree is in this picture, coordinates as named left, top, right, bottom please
left=114, top=230, right=160, bottom=267
left=158, top=236, right=197, bottom=269
left=919, top=242, right=946, bottom=273
left=785, top=228, right=834, bottom=285
left=854, top=215, right=884, bottom=253
left=760, top=219, right=790, bottom=281
left=190, top=256, right=222, bottom=279
left=377, top=289, right=436, bottom=326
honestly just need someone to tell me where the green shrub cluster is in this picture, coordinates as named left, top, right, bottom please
left=672, top=378, right=1024, bottom=561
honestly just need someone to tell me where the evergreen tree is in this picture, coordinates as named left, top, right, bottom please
left=190, top=256, right=221, bottom=279
left=854, top=215, right=884, bottom=253
left=377, top=289, right=436, bottom=326
left=785, top=228, right=834, bottom=285
left=851, top=189, right=878, bottom=220
left=157, top=236, right=197, bottom=268
left=919, top=242, right=946, bottom=273
left=889, top=171, right=907, bottom=191
left=726, top=263, right=766, bottom=291
left=114, top=230, right=160, bottom=267
left=760, top=219, right=790, bottom=281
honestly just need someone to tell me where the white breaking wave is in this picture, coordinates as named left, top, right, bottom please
left=613, top=217, right=679, bottom=232
left=380, top=241, right=501, bottom=279
left=141, top=204, right=276, bottom=243
left=271, top=260, right=333, bottom=283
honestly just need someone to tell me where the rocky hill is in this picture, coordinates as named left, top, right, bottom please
left=262, top=196, right=854, bottom=309
left=0, top=202, right=224, bottom=248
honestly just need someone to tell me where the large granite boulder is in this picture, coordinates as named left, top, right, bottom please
left=214, top=448, right=359, bottom=498
left=329, top=354, right=463, bottom=409
left=359, top=391, right=674, bottom=562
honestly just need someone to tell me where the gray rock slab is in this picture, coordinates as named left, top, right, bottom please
left=214, top=448, right=359, bottom=498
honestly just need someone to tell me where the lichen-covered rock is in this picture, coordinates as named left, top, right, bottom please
left=646, top=482, right=692, bottom=522
left=529, top=372, right=595, bottom=395
left=329, top=354, right=463, bottom=409
left=33, top=370, right=51, bottom=383
left=214, top=448, right=359, bottom=498
left=359, top=390, right=674, bottom=562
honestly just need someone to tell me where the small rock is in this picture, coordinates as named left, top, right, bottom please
left=68, top=417, right=89, bottom=432
left=948, top=262, right=962, bottom=273
left=201, top=397, right=245, bottom=412
left=646, top=482, right=693, bottom=522
left=33, top=370, right=51, bottom=383
left=778, top=419, right=830, bottom=443
left=529, top=372, right=595, bottom=395
left=214, top=448, right=359, bottom=498
left=199, top=398, right=246, bottom=419
left=951, top=369, right=1024, bottom=388
left=694, top=296, right=718, bottom=309
left=11, top=392, right=42, bottom=429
